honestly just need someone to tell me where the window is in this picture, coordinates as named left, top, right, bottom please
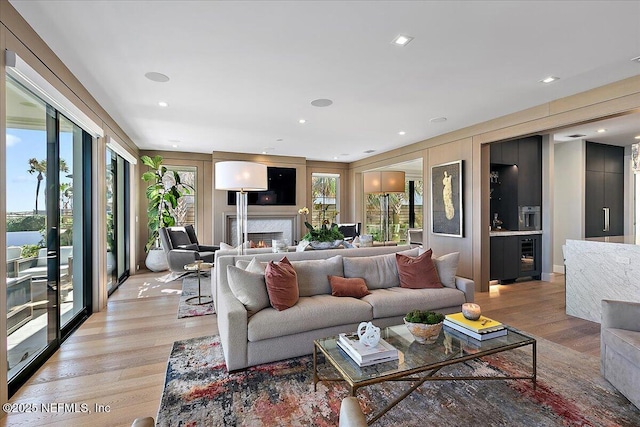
left=311, top=174, right=339, bottom=228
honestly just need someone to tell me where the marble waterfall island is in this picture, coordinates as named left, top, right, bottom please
left=564, top=238, right=640, bottom=323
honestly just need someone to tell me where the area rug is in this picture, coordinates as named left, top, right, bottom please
left=177, top=275, right=215, bottom=319
left=156, top=335, right=640, bottom=426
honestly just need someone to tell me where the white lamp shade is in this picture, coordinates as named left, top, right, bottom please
left=215, top=161, right=268, bottom=191
left=363, top=171, right=405, bottom=194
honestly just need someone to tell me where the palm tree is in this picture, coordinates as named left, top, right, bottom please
left=27, top=158, right=69, bottom=213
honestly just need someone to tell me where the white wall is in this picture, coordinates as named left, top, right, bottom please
left=553, top=139, right=585, bottom=272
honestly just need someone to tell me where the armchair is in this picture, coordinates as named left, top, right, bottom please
left=601, top=299, right=640, bottom=409
left=337, top=223, right=361, bottom=242
left=159, top=225, right=219, bottom=273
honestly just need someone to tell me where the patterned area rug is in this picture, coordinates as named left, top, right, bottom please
left=157, top=335, right=640, bottom=426
left=177, top=275, right=215, bottom=319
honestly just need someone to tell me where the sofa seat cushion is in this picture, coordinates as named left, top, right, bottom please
left=603, top=328, right=640, bottom=367
left=362, top=287, right=465, bottom=319
left=248, top=295, right=373, bottom=341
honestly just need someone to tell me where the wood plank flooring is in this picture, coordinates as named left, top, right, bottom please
left=1, top=273, right=600, bottom=426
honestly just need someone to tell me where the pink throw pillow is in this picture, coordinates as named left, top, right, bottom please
left=265, top=257, right=299, bottom=310
left=396, top=249, right=443, bottom=289
left=328, top=276, right=370, bottom=298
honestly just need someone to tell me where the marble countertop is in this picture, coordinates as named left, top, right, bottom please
left=489, top=230, right=543, bottom=237
left=583, top=235, right=640, bottom=245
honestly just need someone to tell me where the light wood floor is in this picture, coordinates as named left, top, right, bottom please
left=1, top=273, right=600, bottom=426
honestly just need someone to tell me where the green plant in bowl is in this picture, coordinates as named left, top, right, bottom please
left=404, top=310, right=445, bottom=344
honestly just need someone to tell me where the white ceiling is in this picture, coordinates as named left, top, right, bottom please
left=9, top=1, right=640, bottom=162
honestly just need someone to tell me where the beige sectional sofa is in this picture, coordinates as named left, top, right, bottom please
left=214, top=245, right=474, bottom=371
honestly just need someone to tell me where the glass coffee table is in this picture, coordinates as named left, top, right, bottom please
left=313, top=324, right=536, bottom=425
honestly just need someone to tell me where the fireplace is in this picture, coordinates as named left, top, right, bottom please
left=223, top=213, right=298, bottom=247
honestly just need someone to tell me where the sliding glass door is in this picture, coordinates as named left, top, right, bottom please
left=106, top=147, right=130, bottom=294
left=5, top=76, right=92, bottom=395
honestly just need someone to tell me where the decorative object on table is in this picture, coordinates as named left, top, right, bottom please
left=141, top=155, right=194, bottom=254
left=271, top=239, right=288, bottom=253
left=431, top=160, right=463, bottom=237
left=215, top=161, right=268, bottom=255
left=183, top=261, right=213, bottom=305
left=337, top=332, right=398, bottom=366
left=404, top=309, right=445, bottom=344
left=357, top=321, right=381, bottom=347
left=158, top=335, right=638, bottom=426
left=443, top=312, right=507, bottom=340
left=363, top=170, right=405, bottom=243
left=462, top=302, right=482, bottom=320
left=299, top=207, right=345, bottom=248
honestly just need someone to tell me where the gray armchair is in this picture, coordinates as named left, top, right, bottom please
left=159, top=225, right=219, bottom=273
left=601, top=299, right=640, bottom=409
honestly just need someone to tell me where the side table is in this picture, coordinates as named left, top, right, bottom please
left=183, top=261, right=213, bottom=305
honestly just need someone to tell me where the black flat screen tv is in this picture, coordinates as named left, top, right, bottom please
left=227, top=167, right=296, bottom=206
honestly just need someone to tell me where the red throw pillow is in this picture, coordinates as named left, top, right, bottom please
left=265, top=257, right=299, bottom=310
left=328, top=275, right=370, bottom=298
left=396, top=249, right=443, bottom=289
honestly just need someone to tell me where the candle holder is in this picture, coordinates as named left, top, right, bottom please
left=462, top=303, right=482, bottom=321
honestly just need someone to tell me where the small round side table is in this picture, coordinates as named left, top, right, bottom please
left=183, top=261, right=214, bottom=305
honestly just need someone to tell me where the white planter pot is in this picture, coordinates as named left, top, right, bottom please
left=145, top=249, right=168, bottom=272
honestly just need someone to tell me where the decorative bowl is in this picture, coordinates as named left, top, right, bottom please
left=308, top=240, right=342, bottom=250
left=403, top=319, right=443, bottom=344
left=462, top=303, right=482, bottom=321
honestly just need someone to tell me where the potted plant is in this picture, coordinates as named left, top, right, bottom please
left=298, top=207, right=345, bottom=249
left=141, top=155, right=193, bottom=271
left=404, top=309, right=445, bottom=344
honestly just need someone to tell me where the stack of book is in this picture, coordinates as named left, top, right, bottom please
left=336, top=333, right=399, bottom=367
left=443, top=312, right=507, bottom=341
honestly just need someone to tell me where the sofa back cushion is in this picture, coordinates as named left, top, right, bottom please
left=265, top=257, right=299, bottom=311
left=396, top=249, right=443, bottom=289
left=227, top=265, right=270, bottom=317
left=291, top=255, right=343, bottom=296
left=168, top=228, right=192, bottom=248
left=343, top=248, right=418, bottom=289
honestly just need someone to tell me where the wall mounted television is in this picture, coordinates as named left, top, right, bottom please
left=227, top=167, right=296, bottom=206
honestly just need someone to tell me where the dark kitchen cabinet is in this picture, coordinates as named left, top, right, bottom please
left=517, top=137, right=542, bottom=208
left=490, top=234, right=542, bottom=282
left=585, top=142, right=624, bottom=238
left=490, top=140, right=518, bottom=165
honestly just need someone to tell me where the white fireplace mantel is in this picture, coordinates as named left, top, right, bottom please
left=223, top=212, right=299, bottom=247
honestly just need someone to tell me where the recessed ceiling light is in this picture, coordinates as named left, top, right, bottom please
left=333, top=156, right=339, bottom=160
left=172, top=144, right=178, bottom=148
left=540, top=76, right=559, bottom=84
left=276, top=138, right=283, bottom=142
left=364, top=149, right=376, bottom=154
left=311, top=99, right=333, bottom=107
left=596, top=128, right=607, bottom=133
left=145, top=71, right=170, bottom=83
left=430, top=117, right=447, bottom=123
left=392, top=34, right=414, bottom=46
left=398, top=131, right=406, bottom=135
left=567, top=134, right=586, bottom=138
left=631, top=55, right=640, bottom=63
left=158, top=101, right=169, bottom=107
left=298, top=119, right=306, bottom=124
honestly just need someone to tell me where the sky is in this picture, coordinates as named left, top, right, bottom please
left=5, top=127, right=74, bottom=213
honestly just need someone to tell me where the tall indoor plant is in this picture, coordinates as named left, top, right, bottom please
left=141, top=155, right=193, bottom=270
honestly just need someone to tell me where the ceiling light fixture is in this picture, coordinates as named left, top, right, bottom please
left=172, top=144, right=178, bottom=148
left=596, top=128, right=607, bottom=133
left=145, top=71, right=170, bottom=83
left=298, top=119, right=306, bottom=124
left=311, top=98, right=333, bottom=107
left=398, top=131, right=406, bottom=135
left=430, top=117, right=447, bottom=123
left=631, top=55, right=640, bottom=63
left=540, top=76, right=559, bottom=84
left=635, top=135, right=640, bottom=140
left=392, top=34, right=414, bottom=46
left=158, top=101, right=168, bottom=107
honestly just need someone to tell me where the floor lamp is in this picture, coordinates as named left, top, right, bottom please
left=363, top=171, right=405, bottom=244
left=215, top=161, right=268, bottom=254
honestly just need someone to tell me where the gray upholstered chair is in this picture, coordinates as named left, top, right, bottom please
left=601, top=299, right=640, bottom=409
left=339, top=397, right=367, bottom=427
left=337, top=223, right=361, bottom=242
left=159, top=225, right=219, bottom=273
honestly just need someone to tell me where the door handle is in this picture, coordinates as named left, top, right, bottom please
left=603, top=207, right=610, bottom=232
